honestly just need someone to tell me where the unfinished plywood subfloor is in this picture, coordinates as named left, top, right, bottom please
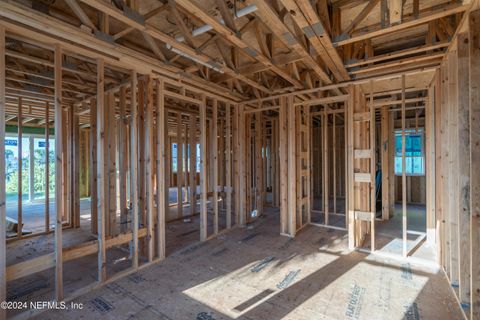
left=35, top=207, right=461, bottom=320
left=360, top=204, right=431, bottom=261
left=6, top=198, right=233, bottom=318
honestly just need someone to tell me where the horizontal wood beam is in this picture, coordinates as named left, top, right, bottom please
left=335, top=4, right=469, bottom=46
left=345, top=41, right=449, bottom=68
left=350, top=53, right=445, bottom=75
left=244, top=65, right=438, bottom=104
left=6, top=229, right=147, bottom=282
left=294, top=94, right=349, bottom=106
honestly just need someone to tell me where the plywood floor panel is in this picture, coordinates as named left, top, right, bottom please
left=33, top=208, right=462, bottom=320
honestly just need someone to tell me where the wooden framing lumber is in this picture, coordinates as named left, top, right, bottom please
left=247, top=0, right=334, bottom=85
left=189, top=113, right=197, bottom=218
left=441, top=55, right=450, bottom=273
left=174, top=0, right=303, bottom=89
left=90, top=97, right=98, bottom=235
left=1, top=3, right=479, bottom=319
left=54, top=43, right=63, bottom=300
left=119, top=86, right=128, bottom=233
left=0, top=24, right=6, bottom=320
left=347, top=86, right=355, bottom=249
left=71, top=106, right=80, bottom=229
left=401, top=74, right=407, bottom=257
left=64, top=0, right=96, bottom=30
left=146, top=77, right=155, bottom=262
left=156, top=79, right=166, bottom=260
left=0, top=1, right=246, bottom=102
left=254, top=109, right=263, bottom=218
left=106, top=91, right=116, bottom=236
left=333, top=114, right=337, bottom=216
left=226, top=104, right=232, bottom=228
left=389, top=0, right=403, bottom=25
left=279, top=97, right=288, bottom=234
left=279, top=0, right=350, bottom=82
left=342, top=0, right=380, bottom=35
left=200, top=94, right=207, bottom=241
left=45, top=102, right=50, bottom=232
left=96, top=58, right=107, bottom=282
left=176, top=112, right=184, bottom=219
left=323, top=112, right=329, bottom=225
left=434, top=68, right=442, bottom=263
left=6, top=228, right=148, bottom=282
left=346, top=41, right=449, bottom=68
left=470, top=10, right=480, bottom=319
left=369, top=80, right=375, bottom=252
left=238, top=104, right=246, bottom=226
left=212, top=99, right=219, bottom=234
left=287, top=95, right=296, bottom=236
left=448, top=49, right=459, bottom=283
left=130, top=71, right=139, bottom=268
left=335, top=4, right=468, bottom=46
left=17, top=97, right=22, bottom=239
left=380, top=106, right=390, bottom=220
left=456, top=32, right=470, bottom=307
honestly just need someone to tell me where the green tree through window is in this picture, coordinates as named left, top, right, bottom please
left=394, top=129, right=425, bottom=176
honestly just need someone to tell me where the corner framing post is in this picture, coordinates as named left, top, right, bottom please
left=287, top=95, right=296, bottom=236
left=54, top=43, right=64, bottom=300
left=456, top=31, right=470, bottom=309
left=96, top=58, right=107, bottom=281
left=469, top=9, right=480, bottom=319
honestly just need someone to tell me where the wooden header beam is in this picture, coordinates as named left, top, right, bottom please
left=244, top=66, right=438, bottom=104
left=335, top=4, right=469, bottom=46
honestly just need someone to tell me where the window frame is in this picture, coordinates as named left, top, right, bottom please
left=394, top=128, right=425, bottom=177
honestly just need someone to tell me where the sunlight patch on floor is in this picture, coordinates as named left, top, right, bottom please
left=183, top=251, right=340, bottom=318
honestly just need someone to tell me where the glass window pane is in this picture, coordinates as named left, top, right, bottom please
left=21, top=137, right=29, bottom=200
left=172, top=143, right=177, bottom=172
left=196, top=143, right=200, bottom=172
left=394, top=130, right=425, bottom=176
left=5, top=136, right=18, bottom=200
